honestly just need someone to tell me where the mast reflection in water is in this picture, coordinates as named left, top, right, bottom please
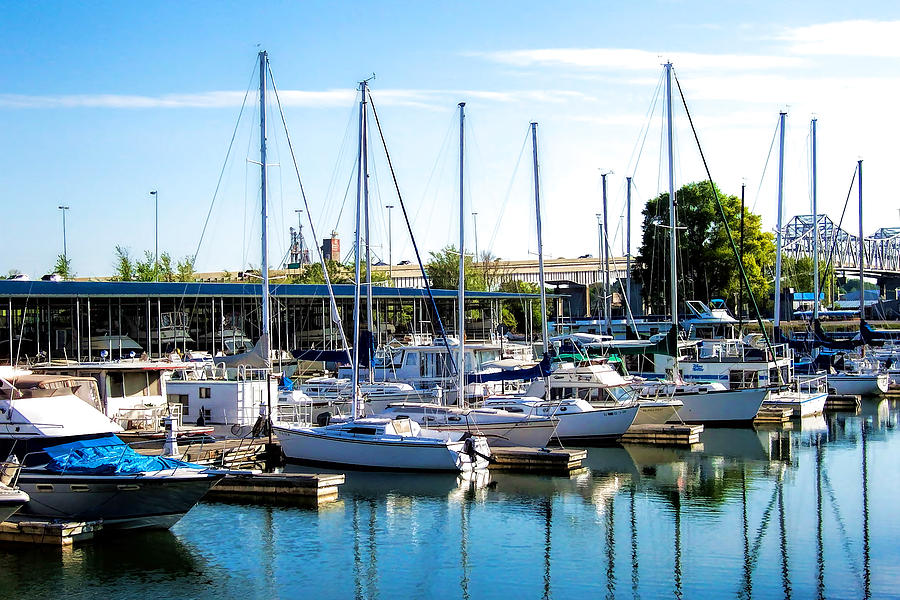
left=3, top=400, right=899, bottom=599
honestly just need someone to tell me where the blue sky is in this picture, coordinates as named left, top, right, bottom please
left=2, top=1, right=899, bottom=277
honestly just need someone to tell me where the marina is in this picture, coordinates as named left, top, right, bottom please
left=0, top=399, right=896, bottom=599
left=5, top=3, right=900, bottom=598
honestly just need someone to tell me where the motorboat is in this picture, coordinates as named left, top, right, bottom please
left=0, top=367, right=224, bottom=530
left=827, top=371, right=889, bottom=396
left=274, top=417, right=491, bottom=472
left=763, top=374, right=829, bottom=417
left=375, top=402, right=557, bottom=448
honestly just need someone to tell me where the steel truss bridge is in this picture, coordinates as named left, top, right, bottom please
left=782, top=214, right=900, bottom=279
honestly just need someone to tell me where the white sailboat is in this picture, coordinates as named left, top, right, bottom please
left=273, top=77, right=490, bottom=470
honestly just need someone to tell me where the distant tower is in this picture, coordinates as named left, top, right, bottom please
left=322, top=231, right=340, bottom=262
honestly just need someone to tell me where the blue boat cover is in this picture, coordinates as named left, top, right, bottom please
left=465, top=354, right=552, bottom=385
left=43, top=434, right=203, bottom=475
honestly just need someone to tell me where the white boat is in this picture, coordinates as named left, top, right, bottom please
left=668, top=386, right=768, bottom=424
left=482, top=397, right=638, bottom=443
left=376, top=402, right=557, bottom=448
left=0, top=367, right=224, bottom=530
left=827, top=372, right=889, bottom=396
left=274, top=417, right=490, bottom=472
left=763, top=374, right=829, bottom=417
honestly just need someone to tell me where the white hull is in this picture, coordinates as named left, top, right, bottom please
left=0, top=487, right=28, bottom=523
left=550, top=404, right=639, bottom=442
left=274, top=426, right=481, bottom=472
left=827, top=374, right=889, bottom=396
left=427, top=420, right=556, bottom=448
left=632, top=401, right=682, bottom=425
left=764, top=391, right=828, bottom=417
left=668, top=388, right=768, bottom=424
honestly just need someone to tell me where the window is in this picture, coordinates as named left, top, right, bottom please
left=199, top=387, right=211, bottom=399
left=405, top=352, right=417, bottom=366
left=168, top=394, right=189, bottom=411
left=729, top=370, right=759, bottom=389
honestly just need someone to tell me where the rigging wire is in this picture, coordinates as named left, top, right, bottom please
left=268, top=64, right=351, bottom=353
left=672, top=69, right=779, bottom=368
left=192, top=58, right=258, bottom=268
left=486, top=126, right=531, bottom=255
left=366, top=90, right=457, bottom=375
left=751, top=117, right=781, bottom=214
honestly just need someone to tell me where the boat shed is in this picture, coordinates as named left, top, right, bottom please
left=0, top=280, right=542, bottom=364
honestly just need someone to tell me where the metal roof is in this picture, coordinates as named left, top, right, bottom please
left=0, top=280, right=540, bottom=300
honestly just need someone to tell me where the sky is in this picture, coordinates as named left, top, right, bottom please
left=2, top=1, right=899, bottom=278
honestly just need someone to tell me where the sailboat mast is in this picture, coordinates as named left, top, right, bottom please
left=531, top=122, right=549, bottom=356
left=601, top=172, right=611, bottom=333
left=812, top=118, right=819, bottom=320
left=362, top=84, right=374, bottom=360
left=361, top=82, right=374, bottom=382
left=458, top=102, right=466, bottom=404
left=626, top=176, right=632, bottom=315
left=258, top=50, right=271, bottom=367
left=351, top=81, right=365, bottom=418
left=774, top=111, right=786, bottom=328
left=664, top=62, right=677, bottom=330
left=858, top=159, right=864, bottom=321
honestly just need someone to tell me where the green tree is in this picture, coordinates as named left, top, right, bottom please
left=426, top=245, right=487, bottom=291
left=53, top=255, right=73, bottom=279
left=633, top=181, right=775, bottom=315
left=499, top=280, right=543, bottom=333
left=781, top=256, right=836, bottom=304
left=157, top=252, right=175, bottom=282
left=176, top=256, right=196, bottom=282
left=112, top=246, right=134, bottom=281
left=133, top=251, right=157, bottom=282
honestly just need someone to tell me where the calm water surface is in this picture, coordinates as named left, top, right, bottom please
left=3, top=400, right=899, bottom=599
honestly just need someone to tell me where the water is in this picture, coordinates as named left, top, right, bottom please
left=3, top=400, right=900, bottom=599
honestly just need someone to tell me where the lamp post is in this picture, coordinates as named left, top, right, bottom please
left=385, top=204, right=395, bottom=282
left=58, top=205, right=69, bottom=267
left=149, top=190, right=158, bottom=281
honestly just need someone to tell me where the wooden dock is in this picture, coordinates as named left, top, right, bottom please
left=754, top=406, right=793, bottom=424
left=0, top=520, right=102, bottom=546
left=620, top=423, right=703, bottom=447
left=489, top=446, right=586, bottom=474
left=826, top=394, right=861, bottom=411
left=205, top=472, right=345, bottom=506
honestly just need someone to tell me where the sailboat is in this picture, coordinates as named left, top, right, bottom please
left=477, top=121, right=640, bottom=442
left=629, top=62, right=769, bottom=424
left=760, top=114, right=829, bottom=416
left=274, top=80, right=491, bottom=471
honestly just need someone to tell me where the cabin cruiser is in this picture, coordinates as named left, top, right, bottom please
left=274, top=417, right=491, bottom=472
left=0, top=367, right=224, bottom=530
left=0, top=460, right=29, bottom=522
left=374, top=402, right=557, bottom=448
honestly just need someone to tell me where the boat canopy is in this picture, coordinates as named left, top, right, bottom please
left=41, top=434, right=202, bottom=475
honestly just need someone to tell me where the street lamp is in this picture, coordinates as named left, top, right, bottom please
left=149, top=190, right=158, bottom=281
left=58, top=205, right=69, bottom=271
left=385, top=204, right=395, bottom=282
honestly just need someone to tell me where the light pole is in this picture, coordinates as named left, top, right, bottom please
left=385, top=204, right=394, bottom=282
left=58, top=205, right=69, bottom=272
left=149, top=190, right=158, bottom=281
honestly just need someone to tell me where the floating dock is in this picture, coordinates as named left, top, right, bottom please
left=825, top=394, right=861, bottom=411
left=620, top=423, right=703, bottom=447
left=489, top=446, right=586, bottom=474
left=0, top=519, right=102, bottom=546
left=205, top=472, right=345, bottom=506
left=754, top=406, right=794, bottom=424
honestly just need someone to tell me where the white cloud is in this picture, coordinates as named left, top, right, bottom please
left=780, top=20, right=900, bottom=57
left=473, top=48, right=807, bottom=71
left=0, top=88, right=591, bottom=110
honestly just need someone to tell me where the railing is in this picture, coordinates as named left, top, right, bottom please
left=795, top=374, right=828, bottom=394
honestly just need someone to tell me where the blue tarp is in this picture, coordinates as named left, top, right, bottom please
left=465, top=354, right=552, bottom=385
left=43, top=434, right=203, bottom=475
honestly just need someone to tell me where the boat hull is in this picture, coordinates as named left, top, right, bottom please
left=763, top=391, right=828, bottom=417
left=827, top=374, right=889, bottom=396
left=13, top=470, right=224, bottom=530
left=0, top=488, right=29, bottom=523
left=424, top=420, right=556, bottom=448
left=551, top=405, right=639, bottom=443
left=632, top=401, right=682, bottom=426
left=274, top=426, right=478, bottom=472
left=667, top=388, right=768, bottom=424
